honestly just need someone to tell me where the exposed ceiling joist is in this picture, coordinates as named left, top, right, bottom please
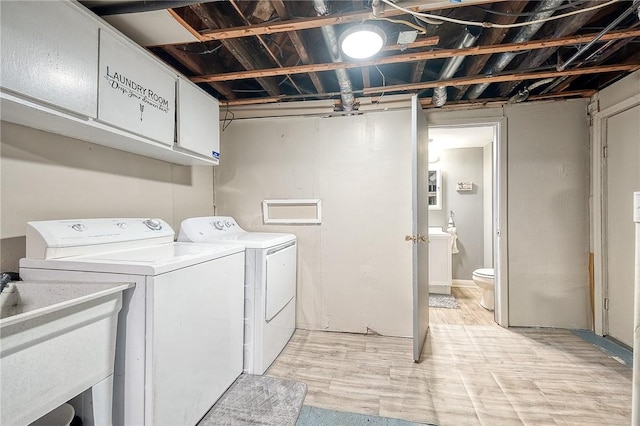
left=191, top=28, right=640, bottom=83
left=191, top=0, right=505, bottom=42
left=362, top=63, right=637, bottom=95
left=90, top=0, right=640, bottom=108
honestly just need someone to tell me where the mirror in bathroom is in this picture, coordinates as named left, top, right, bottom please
left=427, top=169, right=442, bottom=210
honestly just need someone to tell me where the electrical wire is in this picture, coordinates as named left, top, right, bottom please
left=376, top=16, right=427, bottom=34
left=473, top=0, right=590, bottom=17
left=221, top=102, right=234, bottom=131
left=380, top=0, right=621, bottom=30
left=374, top=64, right=386, bottom=103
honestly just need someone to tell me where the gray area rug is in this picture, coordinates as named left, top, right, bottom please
left=198, top=374, right=307, bottom=426
left=296, top=406, right=435, bottom=425
left=429, top=294, right=460, bottom=309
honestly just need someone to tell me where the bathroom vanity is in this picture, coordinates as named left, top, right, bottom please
left=428, top=227, right=452, bottom=294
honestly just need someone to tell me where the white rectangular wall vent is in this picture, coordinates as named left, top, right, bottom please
left=262, top=199, right=322, bottom=225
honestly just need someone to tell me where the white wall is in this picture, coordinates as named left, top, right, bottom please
left=597, top=70, right=640, bottom=111
left=429, top=148, right=485, bottom=279
left=215, top=110, right=413, bottom=337
left=1, top=122, right=214, bottom=270
left=427, top=99, right=591, bottom=329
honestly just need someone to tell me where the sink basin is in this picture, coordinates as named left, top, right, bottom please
left=0, top=281, right=133, bottom=426
left=428, top=226, right=447, bottom=235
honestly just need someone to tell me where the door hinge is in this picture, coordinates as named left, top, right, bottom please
left=603, top=145, right=608, bottom=158
left=604, top=298, right=609, bottom=310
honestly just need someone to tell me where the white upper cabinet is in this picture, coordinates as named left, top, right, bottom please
left=98, top=30, right=176, bottom=146
left=0, top=1, right=98, bottom=117
left=176, top=77, right=220, bottom=163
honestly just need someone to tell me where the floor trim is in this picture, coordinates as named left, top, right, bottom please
left=572, top=329, right=633, bottom=367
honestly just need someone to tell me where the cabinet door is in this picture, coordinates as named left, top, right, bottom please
left=0, top=2, right=98, bottom=117
left=176, top=78, right=220, bottom=161
left=98, top=30, right=175, bottom=146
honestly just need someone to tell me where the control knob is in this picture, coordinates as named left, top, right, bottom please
left=71, top=223, right=85, bottom=232
left=213, top=220, right=225, bottom=230
left=143, top=219, right=163, bottom=231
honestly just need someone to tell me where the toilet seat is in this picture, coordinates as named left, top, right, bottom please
left=473, top=268, right=494, bottom=279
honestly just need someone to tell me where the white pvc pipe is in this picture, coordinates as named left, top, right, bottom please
left=632, top=191, right=640, bottom=426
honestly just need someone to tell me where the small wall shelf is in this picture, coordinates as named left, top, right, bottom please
left=262, top=199, right=322, bottom=225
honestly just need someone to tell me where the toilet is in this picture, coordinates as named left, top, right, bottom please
left=472, top=268, right=494, bottom=311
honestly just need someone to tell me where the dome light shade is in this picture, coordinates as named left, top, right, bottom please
left=339, top=24, right=386, bottom=59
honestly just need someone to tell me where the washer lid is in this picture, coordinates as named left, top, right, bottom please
left=474, top=268, right=494, bottom=278
left=20, top=242, right=244, bottom=275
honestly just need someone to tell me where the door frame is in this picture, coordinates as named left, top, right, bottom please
left=592, top=93, right=640, bottom=337
left=426, top=116, right=508, bottom=327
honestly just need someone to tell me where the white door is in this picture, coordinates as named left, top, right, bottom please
left=411, top=95, right=430, bottom=362
left=605, top=104, right=640, bottom=347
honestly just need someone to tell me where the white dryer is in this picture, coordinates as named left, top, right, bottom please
left=19, top=218, right=245, bottom=426
left=178, top=216, right=296, bottom=375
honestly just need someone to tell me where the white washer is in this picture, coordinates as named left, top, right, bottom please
left=19, top=218, right=245, bottom=426
left=178, top=216, right=296, bottom=375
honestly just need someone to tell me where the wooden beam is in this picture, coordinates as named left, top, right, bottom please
left=410, top=6, right=486, bottom=83
left=270, top=0, right=325, bottom=94
left=191, top=28, right=640, bottom=83
left=161, top=44, right=236, bottom=99
left=222, top=96, right=282, bottom=106
left=167, top=9, right=205, bottom=42
left=220, top=87, right=596, bottom=109
left=529, top=89, right=597, bottom=100
left=189, top=3, right=281, bottom=97
left=361, top=63, right=637, bottom=95
left=422, top=89, right=598, bottom=109
left=496, top=0, right=604, bottom=97
left=193, top=0, right=505, bottom=42
left=381, top=36, right=440, bottom=52
left=229, top=0, right=303, bottom=95
left=549, top=34, right=638, bottom=94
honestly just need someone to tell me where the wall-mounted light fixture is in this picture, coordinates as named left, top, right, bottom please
left=339, top=24, right=386, bottom=59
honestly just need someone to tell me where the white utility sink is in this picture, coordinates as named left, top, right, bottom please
left=0, top=281, right=133, bottom=426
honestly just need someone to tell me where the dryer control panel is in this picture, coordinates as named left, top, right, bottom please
left=178, top=216, right=245, bottom=242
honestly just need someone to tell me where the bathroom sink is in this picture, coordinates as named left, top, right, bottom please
left=428, top=226, right=447, bottom=235
left=0, top=281, right=133, bottom=426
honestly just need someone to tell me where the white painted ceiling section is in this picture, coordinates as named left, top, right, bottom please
left=103, top=10, right=198, bottom=46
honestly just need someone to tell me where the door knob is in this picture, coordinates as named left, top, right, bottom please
left=417, top=234, right=428, bottom=242
left=405, top=235, right=417, bottom=242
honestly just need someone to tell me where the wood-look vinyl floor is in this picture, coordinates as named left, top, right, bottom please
left=267, top=287, right=632, bottom=425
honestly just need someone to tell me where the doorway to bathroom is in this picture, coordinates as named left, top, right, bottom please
left=426, top=118, right=508, bottom=326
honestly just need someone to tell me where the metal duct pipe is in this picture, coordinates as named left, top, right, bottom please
left=313, top=0, right=355, bottom=111
left=372, top=0, right=384, bottom=18
left=466, top=0, right=564, bottom=100
left=432, top=27, right=481, bottom=108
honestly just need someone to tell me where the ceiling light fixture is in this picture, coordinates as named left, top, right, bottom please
left=339, top=24, right=386, bottom=59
